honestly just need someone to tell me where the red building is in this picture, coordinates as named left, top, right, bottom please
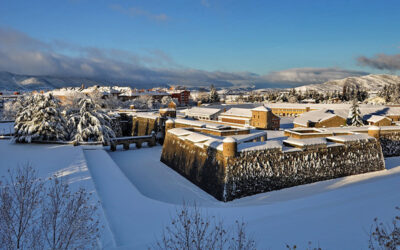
left=171, top=90, right=190, bottom=105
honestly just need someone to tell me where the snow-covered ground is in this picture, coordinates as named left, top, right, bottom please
left=0, top=141, right=116, bottom=249
left=106, top=145, right=400, bottom=249
left=1, top=139, right=400, bottom=249
left=0, top=122, right=14, bottom=135
left=280, top=116, right=294, bottom=129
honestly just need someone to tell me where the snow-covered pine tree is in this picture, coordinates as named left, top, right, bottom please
left=348, top=99, right=364, bottom=126
left=71, top=98, right=116, bottom=144
left=14, top=94, right=68, bottom=143
left=209, top=84, right=220, bottom=103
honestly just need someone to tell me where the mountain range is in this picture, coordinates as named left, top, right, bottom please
left=0, top=71, right=399, bottom=92
left=295, top=74, right=400, bottom=92
left=0, top=71, right=167, bottom=91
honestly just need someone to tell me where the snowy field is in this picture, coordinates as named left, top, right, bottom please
left=1, top=139, right=400, bottom=249
left=0, top=122, right=14, bottom=135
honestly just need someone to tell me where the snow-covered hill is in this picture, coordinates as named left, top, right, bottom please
left=295, top=74, right=400, bottom=92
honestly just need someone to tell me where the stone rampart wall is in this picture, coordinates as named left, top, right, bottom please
left=132, top=117, right=161, bottom=136
left=379, top=131, right=400, bottom=157
left=160, top=129, right=385, bottom=202
left=160, top=132, right=226, bottom=200
left=225, top=140, right=384, bottom=201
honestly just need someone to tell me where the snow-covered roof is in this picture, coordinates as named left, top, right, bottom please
left=218, top=115, right=251, bottom=121
left=251, top=106, right=271, bottom=111
left=168, top=128, right=193, bottom=136
left=367, top=115, right=391, bottom=123
left=283, top=137, right=327, bottom=147
left=326, top=134, right=373, bottom=143
left=185, top=133, right=215, bottom=143
left=205, top=123, right=230, bottom=129
left=173, top=118, right=206, bottom=127
left=231, top=131, right=267, bottom=143
left=184, top=107, right=222, bottom=117
left=293, top=109, right=344, bottom=126
left=222, top=108, right=252, bottom=118
left=238, top=140, right=282, bottom=152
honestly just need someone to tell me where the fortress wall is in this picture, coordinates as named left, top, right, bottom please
left=132, top=116, right=160, bottom=136
left=160, top=132, right=227, bottom=200
left=224, top=139, right=385, bottom=201
left=160, top=128, right=385, bottom=201
left=379, top=130, right=400, bottom=157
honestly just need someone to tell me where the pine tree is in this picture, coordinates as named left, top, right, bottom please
left=14, top=94, right=68, bottom=143
left=349, top=99, right=364, bottom=126
left=70, top=98, right=116, bottom=144
left=209, top=84, right=220, bottom=103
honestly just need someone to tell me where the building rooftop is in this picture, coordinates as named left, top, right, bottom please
left=222, top=108, right=252, bottom=118
left=184, top=107, right=222, bottom=117
left=251, top=105, right=271, bottom=111
left=367, top=115, right=391, bottom=123
left=293, top=109, right=342, bottom=126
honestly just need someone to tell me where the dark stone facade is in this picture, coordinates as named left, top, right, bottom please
left=131, top=116, right=164, bottom=136
left=379, top=132, right=400, bottom=157
left=225, top=141, right=385, bottom=201
left=161, top=132, right=385, bottom=202
left=161, top=132, right=226, bottom=200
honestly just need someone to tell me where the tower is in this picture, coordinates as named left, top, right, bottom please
left=223, top=137, right=237, bottom=157
left=368, top=126, right=381, bottom=139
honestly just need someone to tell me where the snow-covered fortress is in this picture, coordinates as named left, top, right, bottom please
left=161, top=127, right=385, bottom=201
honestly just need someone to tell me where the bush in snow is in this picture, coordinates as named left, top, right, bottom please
left=0, top=165, right=100, bottom=249
left=153, top=202, right=256, bottom=250
left=70, top=98, right=116, bottom=144
left=369, top=206, right=400, bottom=250
left=14, top=94, right=68, bottom=143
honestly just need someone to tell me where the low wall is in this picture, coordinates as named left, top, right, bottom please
left=160, top=128, right=385, bottom=202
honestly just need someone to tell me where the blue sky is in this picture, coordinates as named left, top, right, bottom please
left=0, top=0, right=399, bottom=87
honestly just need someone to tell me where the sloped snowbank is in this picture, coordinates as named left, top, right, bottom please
left=105, top=145, right=400, bottom=249
left=2, top=140, right=400, bottom=249
left=0, top=141, right=116, bottom=249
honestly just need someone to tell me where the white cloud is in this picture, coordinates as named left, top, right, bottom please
left=0, top=27, right=369, bottom=89
left=110, top=5, right=169, bottom=22
left=263, top=67, right=368, bottom=84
